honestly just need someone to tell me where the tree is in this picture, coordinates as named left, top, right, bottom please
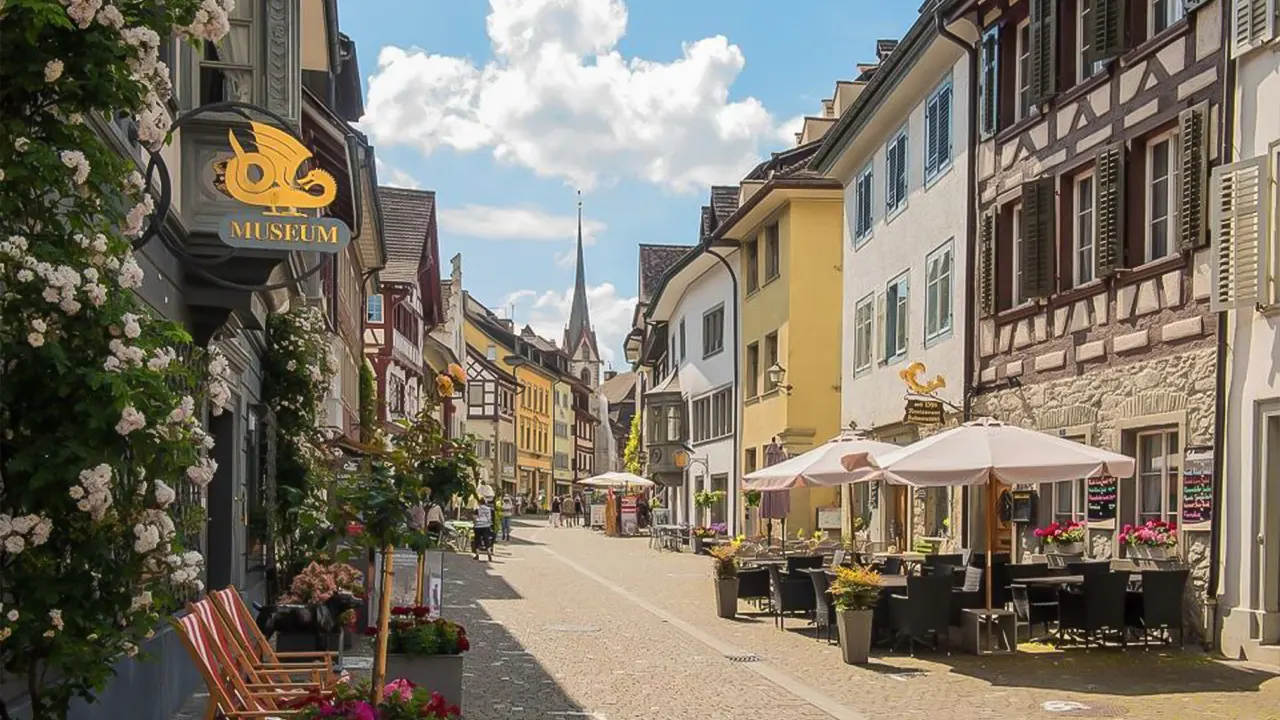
left=623, top=412, right=644, bottom=475
left=0, top=3, right=234, bottom=717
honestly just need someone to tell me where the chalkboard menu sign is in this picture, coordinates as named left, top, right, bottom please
left=1182, top=447, right=1214, bottom=524
left=1087, top=476, right=1117, bottom=521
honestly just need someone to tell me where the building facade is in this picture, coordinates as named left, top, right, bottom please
left=553, top=378, right=575, bottom=493
left=465, top=345, right=519, bottom=493
left=573, top=382, right=598, bottom=483
left=957, top=0, right=1223, bottom=630
left=1214, top=0, right=1280, bottom=666
left=812, top=23, right=974, bottom=549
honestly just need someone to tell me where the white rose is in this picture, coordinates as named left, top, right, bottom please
left=44, top=59, right=64, bottom=83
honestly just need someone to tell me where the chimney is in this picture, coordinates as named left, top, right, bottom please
left=604, top=370, right=618, bottom=381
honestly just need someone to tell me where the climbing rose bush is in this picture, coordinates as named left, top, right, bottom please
left=0, top=1, right=233, bottom=717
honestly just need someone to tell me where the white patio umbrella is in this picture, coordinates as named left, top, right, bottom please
left=576, top=471, right=655, bottom=489
left=843, top=417, right=1136, bottom=620
left=743, top=431, right=900, bottom=491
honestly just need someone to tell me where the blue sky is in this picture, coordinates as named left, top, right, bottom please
left=336, top=0, right=920, bottom=367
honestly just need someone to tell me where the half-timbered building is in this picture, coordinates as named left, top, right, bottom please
left=466, top=345, right=519, bottom=493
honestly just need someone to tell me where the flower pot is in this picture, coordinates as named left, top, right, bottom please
left=385, top=653, right=463, bottom=709
left=1048, top=541, right=1084, bottom=555
left=714, top=577, right=739, bottom=619
left=835, top=609, right=874, bottom=665
left=1130, top=545, right=1170, bottom=560
left=691, top=536, right=704, bottom=555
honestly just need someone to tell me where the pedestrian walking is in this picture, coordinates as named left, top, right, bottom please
left=500, top=494, right=514, bottom=541
left=550, top=495, right=562, bottom=527
left=472, top=497, right=494, bottom=560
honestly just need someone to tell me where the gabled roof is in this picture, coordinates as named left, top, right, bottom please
left=377, top=187, right=435, bottom=284
left=710, top=186, right=739, bottom=226
left=745, top=140, right=825, bottom=181
left=600, top=371, right=638, bottom=405
left=638, top=244, right=694, bottom=304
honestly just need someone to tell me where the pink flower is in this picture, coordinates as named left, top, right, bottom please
left=384, top=678, right=416, bottom=701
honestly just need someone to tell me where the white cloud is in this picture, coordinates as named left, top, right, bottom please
left=361, top=0, right=785, bottom=192
left=777, top=115, right=805, bottom=145
left=375, top=158, right=422, bottom=189
left=438, top=203, right=605, bottom=244
left=504, top=283, right=636, bottom=366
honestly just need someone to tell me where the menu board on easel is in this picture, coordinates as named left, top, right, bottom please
left=1182, top=447, right=1214, bottom=524
left=1087, top=476, right=1117, bottom=521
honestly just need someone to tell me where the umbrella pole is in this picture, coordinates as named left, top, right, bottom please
left=985, top=475, right=994, bottom=653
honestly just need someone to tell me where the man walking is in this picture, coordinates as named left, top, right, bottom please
left=550, top=495, right=562, bottom=528
left=473, top=497, right=494, bottom=560
left=500, top=494, right=514, bottom=541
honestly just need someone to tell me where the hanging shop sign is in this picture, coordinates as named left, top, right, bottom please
left=215, top=122, right=351, bottom=254
left=899, top=361, right=948, bottom=425
left=903, top=398, right=945, bottom=425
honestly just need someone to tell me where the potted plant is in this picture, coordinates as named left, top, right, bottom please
left=369, top=608, right=470, bottom=710
left=274, top=560, right=365, bottom=653
left=694, top=489, right=726, bottom=526
left=691, top=525, right=717, bottom=555
left=296, top=678, right=461, bottom=719
left=1033, top=520, right=1086, bottom=555
left=1120, top=520, right=1178, bottom=560
left=708, top=539, right=743, bottom=619
left=828, top=565, right=882, bottom=664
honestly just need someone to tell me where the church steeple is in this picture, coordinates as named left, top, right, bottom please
left=565, top=191, right=598, bottom=362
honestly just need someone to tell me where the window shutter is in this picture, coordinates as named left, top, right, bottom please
left=978, top=211, right=997, bottom=316
left=1029, top=0, right=1058, bottom=104
left=875, top=292, right=887, bottom=364
left=1092, top=0, right=1129, bottom=63
left=1095, top=143, right=1126, bottom=277
left=1209, top=156, right=1271, bottom=312
left=925, top=97, right=940, bottom=178
left=1021, top=179, right=1056, bottom=298
left=901, top=276, right=910, bottom=353
left=886, top=142, right=899, bottom=209
left=980, top=28, right=999, bottom=137
left=938, top=85, right=951, bottom=168
left=1178, top=104, right=1209, bottom=252
left=1233, top=0, right=1277, bottom=56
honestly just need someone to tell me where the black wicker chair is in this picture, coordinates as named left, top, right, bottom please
left=1007, top=564, right=1059, bottom=637
left=1067, top=560, right=1112, bottom=577
left=806, top=569, right=837, bottom=644
left=1130, top=569, right=1189, bottom=648
left=1057, top=571, right=1130, bottom=649
left=766, top=564, right=815, bottom=630
left=786, top=555, right=824, bottom=574
left=736, top=567, right=771, bottom=610
left=922, top=553, right=964, bottom=576
left=888, top=574, right=954, bottom=655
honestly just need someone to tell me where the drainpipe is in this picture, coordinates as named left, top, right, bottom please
left=937, top=10, right=979, bottom=547
left=1206, top=4, right=1236, bottom=648
left=705, top=246, right=742, bottom=536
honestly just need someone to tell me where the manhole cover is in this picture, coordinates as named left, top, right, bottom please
left=1041, top=700, right=1127, bottom=717
left=723, top=652, right=762, bottom=663
left=545, top=624, right=601, bottom=634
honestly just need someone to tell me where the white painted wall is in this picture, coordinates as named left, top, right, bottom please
left=839, top=54, right=971, bottom=430
left=664, top=251, right=740, bottom=533
left=1219, top=41, right=1280, bottom=663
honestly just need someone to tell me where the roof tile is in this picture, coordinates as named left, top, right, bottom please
left=377, top=186, right=435, bottom=283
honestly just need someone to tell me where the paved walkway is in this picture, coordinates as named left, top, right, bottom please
left=177, top=517, right=1280, bottom=719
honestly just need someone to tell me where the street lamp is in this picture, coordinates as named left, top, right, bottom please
left=766, top=362, right=794, bottom=395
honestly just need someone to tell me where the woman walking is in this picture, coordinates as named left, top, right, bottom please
left=500, top=494, right=514, bottom=541
left=550, top=495, right=562, bottom=528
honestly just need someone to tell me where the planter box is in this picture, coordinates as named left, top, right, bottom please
left=1128, top=545, right=1173, bottom=561
left=1046, top=541, right=1084, bottom=556
left=385, top=654, right=463, bottom=709
left=835, top=610, right=873, bottom=665
left=714, top=578, right=739, bottom=619
left=276, top=630, right=341, bottom=655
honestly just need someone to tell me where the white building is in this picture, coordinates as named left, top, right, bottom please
left=812, top=18, right=973, bottom=548
left=1214, top=2, right=1280, bottom=666
left=642, top=189, right=741, bottom=531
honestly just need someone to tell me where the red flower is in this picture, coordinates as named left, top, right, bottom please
left=412, top=605, right=430, bottom=618
left=363, top=626, right=378, bottom=637
left=456, top=634, right=470, bottom=652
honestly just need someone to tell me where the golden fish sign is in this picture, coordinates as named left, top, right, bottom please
left=224, top=122, right=336, bottom=217
left=899, top=361, right=946, bottom=395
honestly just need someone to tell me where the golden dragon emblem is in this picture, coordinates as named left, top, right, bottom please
left=222, top=122, right=336, bottom=217
left=899, top=361, right=946, bottom=395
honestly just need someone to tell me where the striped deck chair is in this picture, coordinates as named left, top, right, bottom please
left=172, top=612, right=316, bottom=720
left=191, top=599, right=339, bottom=691
left=208, top=587, right=342, bottom=685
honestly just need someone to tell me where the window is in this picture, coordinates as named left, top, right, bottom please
left=764, top=223, right=780, bottom=281
left=678, top=318, right=687, bottom=361
left=1016, top=20, right=1033, bottom=120
left=745, top=342, right=759, bottom=398
left=1146, top=135, right=1176, bottom=262
left=1078, top=1, right=1100, bottom=82
left=1136, top=429, right=1181, bottom=526
left=924, top=79, right=953, bottom=182
left=692, top=396, right=711, bottom=443
left=885, top=128, right=908, bottom=215
left=854, top=164, right=874, bottom=244
left=1052, top=479, right=1087, bottom=524
left=925, top=241, right=953, bottom=341
left=555, top=422, right=568, bottom=438
left=198, top=2, right=257, bottom=104
left=744, top=447, right=757, bottom=476
left=709, top=474, right=729, bottom=525
left=486, top=344, right=497, bottom=361
left=979, top=25, right=1000, bottom=137
left=1075, top=174, right=1096, bottom=286
left=763, top=332, right=779, bottom=391
left=852, top=294, right=875, bottom=375
left=1012, top=202, right=1027, bottom=306
left=745, top=239, right=759, bottom=292
left=710, top=387, right=732, bottom=439
left=885, top=273, right=909, bottom=360
left=468, top=383, right=484, bottom=406
left=1150, top=0, right=1186, bottom=36
left=702, top=305, right=725, bottom=357
left=366, top=294, right=383, bottom=323
left=388, top=376, right=405, bottom=416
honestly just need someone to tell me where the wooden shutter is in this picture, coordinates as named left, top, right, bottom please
left=1095, top=143, right=1126, bottom=277
left=1029, top=0, right=1057, bottom=104
left=925, top=96, right=939, bottom=178
left=1092, top=0, right=1129, bottom=63
left=937, top=84, right=952, bottom=169
left=1209, top=157, right=1270, bottom=311
left=978, top=211, right=997, bottom=316
left=1021, top=179, right=1056, bottom=298
left=1178, top=103, right=1209, bottom=252
left=875, top=292, right=887, bottom=364
left=1233, top=0, right=1277, bottom=56
left=979, top=27, right=1000, bottom=137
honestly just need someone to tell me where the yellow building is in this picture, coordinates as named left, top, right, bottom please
left=552, top=379, right=574, bottom=493
left=713, top=147, right=845, bottom=537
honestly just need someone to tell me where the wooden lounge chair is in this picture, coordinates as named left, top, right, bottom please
left=191, top=598, right=338, bottom=690
left=207, top=587, right=341, bottom=685
left=171, top=611, right=315, bottom=720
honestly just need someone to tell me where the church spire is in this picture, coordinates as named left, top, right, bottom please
left=565, top=191, right=597, bottom=359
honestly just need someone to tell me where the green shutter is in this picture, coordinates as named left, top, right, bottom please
left=1095, top=143, right=1126, bottom=277
left=1092, top=0, right=1129, bottom=63
left=978, top=211, right=997, bottom=316
left=1030, top=0, right=1057, bottom=104
left=1021, top=178, right=1057, bottom=298
left=1178, top=103, right=1209, bottom=251
left=980, top=27, right=1000, bottom=137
